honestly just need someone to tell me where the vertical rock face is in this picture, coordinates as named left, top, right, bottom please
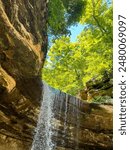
left=31, top=84, right=113, bottom=150
left=0, top=0, right=47, bottom=149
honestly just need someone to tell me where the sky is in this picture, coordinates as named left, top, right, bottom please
left=48, top=24, right=85, bottom=46
left=69, top=0, right=112, bottom=42
left=69, top=24, right=85, bottom=42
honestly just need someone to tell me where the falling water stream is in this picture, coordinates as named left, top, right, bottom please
left=31, top=82, right=80, bottom=150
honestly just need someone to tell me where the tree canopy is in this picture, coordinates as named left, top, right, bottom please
left=43, top=0, right=113, bottom=98
left=48, top=0, right=85, bottom=37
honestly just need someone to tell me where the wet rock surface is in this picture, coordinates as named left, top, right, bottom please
left=53, top=91, right=113, bottom=150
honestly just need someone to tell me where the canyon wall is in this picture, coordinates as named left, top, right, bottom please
left=0, top=0, right=47, bottom=149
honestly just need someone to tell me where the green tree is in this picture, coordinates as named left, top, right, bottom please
left=44, top=0, right=113, bottom=96
left=48, top=0, right=85, bottom=37
left=48, top=0, right=68, bottom=37
left=43, top=36, right=85, bottom=95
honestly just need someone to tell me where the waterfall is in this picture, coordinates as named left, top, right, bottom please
left=31, top=82, right=80, bottom=150
left=31, top=82, right=56, bottom=150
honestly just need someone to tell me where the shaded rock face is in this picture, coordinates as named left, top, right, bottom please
left=32, top=84, right=113, bottom=150
left=0, top=0, right=47, bottom=149
left=77, top=76, right=113, bottom=101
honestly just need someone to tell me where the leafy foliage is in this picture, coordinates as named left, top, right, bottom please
left=48, top=0, right=85, bottom=37
left=48, top=0, right=68, bottom=36
left=92, top=96, right=113, bottom=103
left=44, top=0, right=113, bottom=98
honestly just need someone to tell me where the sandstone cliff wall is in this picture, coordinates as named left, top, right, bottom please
left=0, top=0, right=47, bottom=149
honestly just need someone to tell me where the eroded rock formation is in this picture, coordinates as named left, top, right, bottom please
left=53, top=91, right=113, bottom=150
left=0, top=1, right=113, bottom=150
left=0, top=0, right=47, bottom=149
left=32, top=87, right=113, bottom=150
